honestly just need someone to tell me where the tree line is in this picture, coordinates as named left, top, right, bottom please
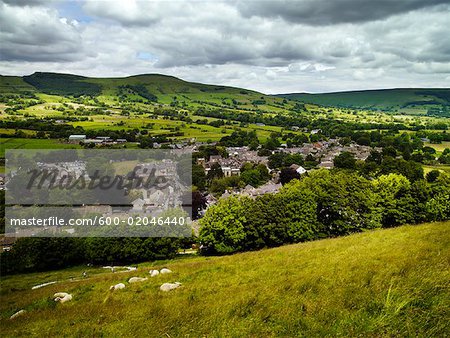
left=0, top=237, right=180, bottom=275
left=198, top=169, right=449, bottom=255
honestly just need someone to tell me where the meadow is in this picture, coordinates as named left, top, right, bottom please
left=0, top=138, right=81, bottom=158
left=1, top=222, right=449, bottom=337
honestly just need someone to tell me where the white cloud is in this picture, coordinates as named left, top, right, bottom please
left=0, top=0, right=449, bottom=93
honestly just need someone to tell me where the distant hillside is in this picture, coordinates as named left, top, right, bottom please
left=1, top=72, right=266, bottom=103
left=277, top=88, right=450, bottom=111
left=0, top=75, right=36, bottom=94
left=3, top=73, right=449, bottom=116
left=1, top=222, right=449, bottom=336
left=23, top=72, right=102, bottom=97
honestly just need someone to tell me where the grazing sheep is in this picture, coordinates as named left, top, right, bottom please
left=149, top=269, right=160, bottom=277
left=160, top=282, right=181, bottom=292
left=128, top=277, right=148, bottom=283
left=110, top=283, right=126, bottom=291
left=10, top=309, right=26, bottom=320
left=160, top=268, right=172, bottom=274
left=126, top=266, right=137, bottom=271
left=54, top=292, right=73, bottom=303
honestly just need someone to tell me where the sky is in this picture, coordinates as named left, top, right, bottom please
left=0, top=0, right=449, bottom=94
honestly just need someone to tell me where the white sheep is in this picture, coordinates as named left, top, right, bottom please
left=109, top=283, right=126, bottom=291
left=10, top=309, right=26, bottom=320
left=160, top=282, right=181, bottom=292
left=159, top=268, right=172, bottom=274
left=54, top=292, right=73, bottom=303
left=149, top=269, right=160, bottom=277
left=128, top=277, right=148, bottom=283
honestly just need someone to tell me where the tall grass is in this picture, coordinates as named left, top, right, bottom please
left=1, top=222, right=449, bottom=337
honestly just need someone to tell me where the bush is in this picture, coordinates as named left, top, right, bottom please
left=199, top=169, right=385, bottom=254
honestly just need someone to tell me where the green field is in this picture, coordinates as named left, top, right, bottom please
left=1, top=222, right=449, bottom=337
left=0, top=138, right=80, bottom=158
left=423, top=164, right=450, bottom=174
left=424, top=141, right=450, bottom=153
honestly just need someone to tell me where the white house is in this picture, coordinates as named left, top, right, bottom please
left=68, top=135, right=86, bottom=143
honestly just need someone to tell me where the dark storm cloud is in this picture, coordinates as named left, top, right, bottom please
left=1, top=0, right=50, bottom=6
left=237, top=0, right=450, bottom=25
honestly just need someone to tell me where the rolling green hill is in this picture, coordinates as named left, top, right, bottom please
left=1, top=72, right=269, bottom=105
left=278, top=88, right=450, bottom=112
left=0, top=75, right=36, bottom=95
left=1, top=222, right=449, bottom=337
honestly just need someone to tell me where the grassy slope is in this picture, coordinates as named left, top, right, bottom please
left=1, top=222, right=449, bottom=337
left=86, top=74, right=288, bottom=111
left=3, top=72, right=275, bottom=108
left=278, top=88, right=450, bottom=110
left=0, top=76, right=36, bottom=94
left=0, top=138, right=81, bottom=158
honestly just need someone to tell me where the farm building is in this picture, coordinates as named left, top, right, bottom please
left=68, top=135, right=86, bottom=143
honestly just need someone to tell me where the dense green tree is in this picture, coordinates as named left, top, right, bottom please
left=333, top=151, right=357, bottom=170
left=279, top=167, right=300, bottom=185
left=209, top=176, right=242, bottom=197
left=206, top=162, right=224, bottom=182
left=366, top=150, right=383, bottom=165
left=191, top=190, right=207, bottom=220
left=199, top=196, right=251, bottom=254
left=426, top=170, right=440, bottom=183
left=264, top=137, right=280, bottom=150
left=192, top=164, right=206, bottom=190
left=379, top=157, right=424, bottom=182
left=372, top=174, right=415, bottom=227
left=300, top=170, right=381, bottom=235
left=239, top=162, right=271, bottom=187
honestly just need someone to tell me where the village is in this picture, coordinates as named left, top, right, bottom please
left=196, top=139, right=377, bottom=203
left=1, top=133, right=377, bottom=244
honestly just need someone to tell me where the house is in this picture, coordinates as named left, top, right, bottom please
left=132, top=198, right=145, bottom=211
left=82, top=139, right=103, bottom=144
left=209, top=155, right=222, bottom=163
left=256, top=182, right=282, bottom=195
left=319, top=161, right=334, bottom=169
left=296, top=166, right=307, bottom=175
left=205, top=194, right=217, bottom=206
left=68, top=135, right=86, bottom=143
left=116, top=139, right=127, bottom=143
left=96, top=136, right=112, bottom=142
left=222, top=167, right=241, bottom=177
left=241, top=182, right=282, bottom=198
